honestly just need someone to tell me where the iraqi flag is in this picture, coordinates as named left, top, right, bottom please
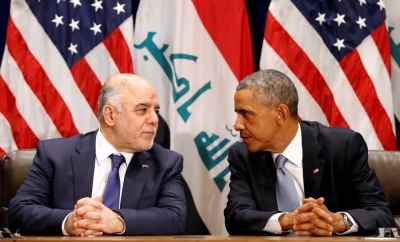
left=134, top=0, right=253, bottom=234
left=386, top=0, right=400, bottom=148
left=261, top=0, right=397, bottom=150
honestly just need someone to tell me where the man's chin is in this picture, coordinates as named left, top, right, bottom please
left=243, top=143, right=260, bottom=153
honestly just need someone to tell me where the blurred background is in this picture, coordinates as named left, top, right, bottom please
left=0, top=0, right=399, bottom=235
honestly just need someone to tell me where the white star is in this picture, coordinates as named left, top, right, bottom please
left=333, top=13, right=346, bottom=26
left=91, top=0, right=103, bottom=11
left=333, top=38, right=345, bottom=51
left=51, top=14, right=64, bottom=27
left=70, top=0, right=82, bottom=8
left=113, top=2, right=125, bottom=15
left=358, top=0, right=366, bottom=6
left=90, top=22, right=102, bottom=35
left=68, top=43, right=78, bottom=55
left=57, top=0, right=66, bottom=3
left=377, top=0, right=385, bottom=10
left=315, top=12, right=326, bottom=25
left=356, top=16, right=367, bottom=29
left=69, top=19, right=80, bottom=32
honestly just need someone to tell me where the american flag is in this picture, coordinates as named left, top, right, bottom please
left=0, top=0, right=134, bottom=156
left=261, top=0, right=397, bottom=150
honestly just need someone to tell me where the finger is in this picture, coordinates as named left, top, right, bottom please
left=294, top=212, right=320, bottom=224
left=295, top=230, right=313, bottom=236
left=75, top=197, right=103, bottom=210
left=293, top=222, right=317, bottom=231
left=80, top=211, right=103, bottom=221
left=314, top=197, right=325, bottom=205
left=303, top=197, right=317, bottom=203
left=295, top=202, right=320, bottom=214
left=312, top=207, right=333, bottom=222
left=75, top=205, right=103, bottom=216
left=310, top=227, right=333, bottom=236
left=93, top=196, right=102, bottom=203
left=84, top=223, right=106, bottom=232
left=74, top=219, right=102, bottom=230
left=80, top=229, right=103, bottom=237
left=75, top=197, right=93, bottom=209
left=310, top=218, right=333, bottom=232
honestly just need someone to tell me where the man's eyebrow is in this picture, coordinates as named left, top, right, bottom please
left=135, top=103, right=149, bottom=108
left=135, top=103, right=160, bottom=109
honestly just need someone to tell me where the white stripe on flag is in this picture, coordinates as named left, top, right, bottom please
left=0, top=112, right=17, bottom=153
left=1, top=48, right=61, bottom=140
left=85, top=43, right=120, bottom=85
left=261, top=39, right=330, bottom=126
left=11, top=0, right=98, bottom=134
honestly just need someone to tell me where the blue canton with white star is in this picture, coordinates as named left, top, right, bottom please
left=26, top=0, right=132, bottom=68
left=291, top=0, right=386, bottom=61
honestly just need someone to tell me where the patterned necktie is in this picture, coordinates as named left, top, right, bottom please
left=102, top=154, right=125, bottom=210
left=275, top=154, right=300, bottom=212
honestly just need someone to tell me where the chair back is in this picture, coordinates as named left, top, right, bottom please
left=0, top=149, right=35, bottom=228
left=368, top=150, right=400, bottom=231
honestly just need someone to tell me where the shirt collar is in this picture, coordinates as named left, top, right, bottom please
left=96, top=129, right=134, bottom=166
left=272, top=123, right=303, bottom=167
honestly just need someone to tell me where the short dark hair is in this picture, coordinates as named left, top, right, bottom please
left=237, top=69, right=298, bottom=117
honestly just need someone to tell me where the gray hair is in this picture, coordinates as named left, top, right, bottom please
left=97, top=82, right=123, bottom=120
left=237, top=69, right=298, bottom=117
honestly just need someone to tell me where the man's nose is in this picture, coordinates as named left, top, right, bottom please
left=234, top=117, right=244, bottom=131
left=149, top=111, right=159, bottom=125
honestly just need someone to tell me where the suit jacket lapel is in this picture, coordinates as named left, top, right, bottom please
left=72, top=131, right=97, bottom=200
left=300, top=122, right=325, bottom=199
left=253, top=151, right=278, bottom=211
left=120, top=150, right=153, bottom=208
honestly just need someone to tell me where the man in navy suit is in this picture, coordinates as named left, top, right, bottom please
left=8, top=74, right=186, bottom=236
left=224, top=69, right=394, bottom=236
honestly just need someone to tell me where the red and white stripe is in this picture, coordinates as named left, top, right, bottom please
left=0, top=0, right=134, bottom=157
left=261, top=0, right=397, bottom=150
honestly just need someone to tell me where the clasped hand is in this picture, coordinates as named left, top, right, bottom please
left=64, top=196, right=123, bottom=236
left=280, top=197, right=345, bottom=236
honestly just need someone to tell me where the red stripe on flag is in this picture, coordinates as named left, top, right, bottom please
left=6, top=18, right=79, bottom=138
left=0, top=76, right=39, bottom=149
left=103, top=28, right=133, bottom=73
left=265, top=12, right=349, bottom=128
left=370, top=23, right=391, bottom=76
left=0, top=147, right=5, bottom=158
left=71, top=58, right=102, bottom=116
left=340, top=51, right=397, bottom=150
left=192, top=0, right=253, bottom=81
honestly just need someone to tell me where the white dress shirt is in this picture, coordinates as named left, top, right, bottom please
left=62, top=129, right=134, bottom=235
left=263, top=123, right=358, bottom=234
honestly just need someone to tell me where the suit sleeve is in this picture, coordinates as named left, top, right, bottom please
left=224, top=146, right=279, bottom=235
left=8, top=141, right=71, bottom=235
left=341, top=132, right=395, bottom=235
left=117, top=154, right=187, bottom=235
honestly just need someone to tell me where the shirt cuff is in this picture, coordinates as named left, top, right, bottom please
left=263, top=212, right=286, bottom=234
left=61, top=212, right=72, bottom=236
left=335, top=212, right=359, bottom=235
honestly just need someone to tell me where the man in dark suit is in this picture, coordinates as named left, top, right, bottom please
left=224, top=69, right=394, bottom=236
left=8, top=74, right=186, bottom=236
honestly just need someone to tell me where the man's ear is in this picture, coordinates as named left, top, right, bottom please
left=276, top=104, right=290, bottom=124
left=103, top=105, right=116, bottom=126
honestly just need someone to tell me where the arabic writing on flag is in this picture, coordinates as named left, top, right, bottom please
left=0, top=0, right=134, bottom=156
left=261, top=0, right=397, bottom=150
left=134, top=0, right=253, bottom=234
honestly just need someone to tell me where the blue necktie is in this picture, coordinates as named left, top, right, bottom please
left=275, top=154, right=300, bottom=212
left=102, top=154, right=125, bottom=210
